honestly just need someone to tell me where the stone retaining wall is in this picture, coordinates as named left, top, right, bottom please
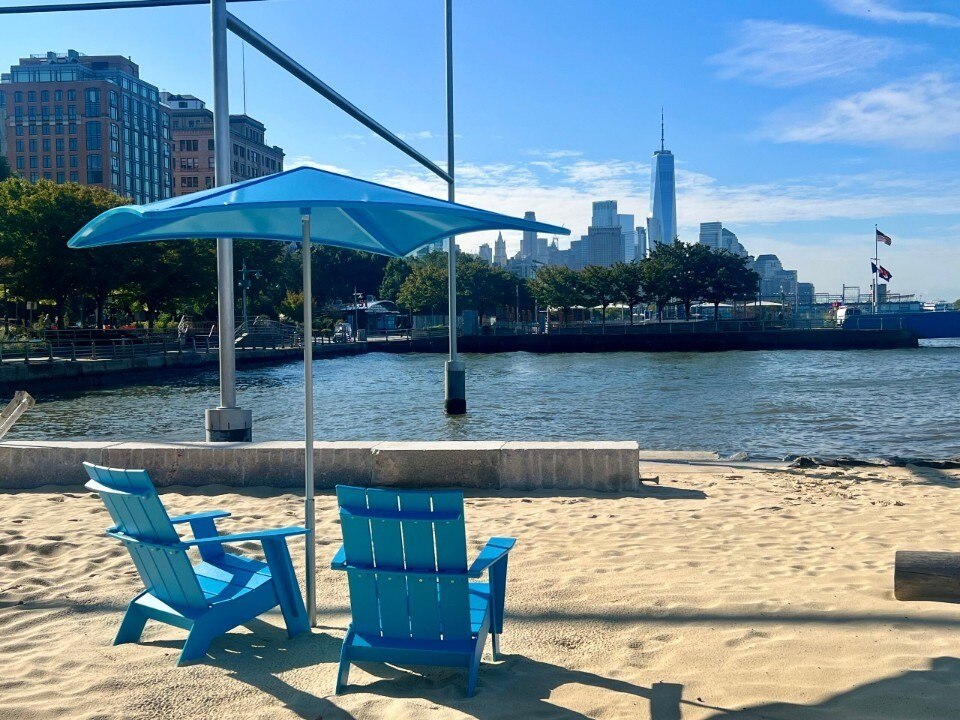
left=0, top=440, right=640, bottom=492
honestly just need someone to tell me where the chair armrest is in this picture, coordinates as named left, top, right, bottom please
left=183, top=525, right=308, bottom=547
left=169, top=510, right=231, bottom=524
left=468, top=537, right=516, bottom=578
left=331, top=545, right=346, bottom=570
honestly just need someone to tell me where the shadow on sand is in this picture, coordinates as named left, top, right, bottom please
left=702, top=657, right=960, bottom=719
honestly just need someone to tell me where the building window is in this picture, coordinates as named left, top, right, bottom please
left=85, top=88, right=100, bottom=117
left=180, top=176, right=199, bottom=188
left=56, top=139, right=64, bottom=151
left=28, top=139, right=37, bottom=152
left=70, top=171, right=78, bottom=182
left=179, top=139, right=199, bottom=152
left=86, top=121, right=102, bottom=150
left=69, top=138, right=78, bottom=151
left=67, top=89, right=76, bottom=101
left=207, top=139, right=215, bottom=152
left=42, top=139, right=50, bottom=152
left=14, top=91, right=23, bottom=103
left=208, top=157, right=215, bottom=169
left=68, top=123, right=77, bottom=135
left=69, top=155, right=78, bottom=168
left=27, top=90, right=35, bottom=102
left=16, top=157, right=24, bottom=170
left=87, top=154, right=103, bottom=184
left=15, top=140, right=23, bottom=152
left=42, top=125, right=50, bottom=136
left=29, top=125, right=37, bottom=136
left=41, top=90, right=49, bottom=102
left=57, top=172, right=65, bottom=183
left=67, top=105, right=77, bottom=120
left=54, top=90, right=62, bottom=102
left=15, top=126, right=23, bottom=137
left=43, top=156, right=51, bottom=169
left=55, top=123, right=63, bottom=135
left=56, top=155, right=64, bottom=168
left=29, top=156, right=37, bottom=169
left=180, top=157, right=199, bottom=170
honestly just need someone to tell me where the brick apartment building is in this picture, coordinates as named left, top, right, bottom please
left=0, top=50, right=173, bottom=203
left=161, top=92, right=283, bottom=196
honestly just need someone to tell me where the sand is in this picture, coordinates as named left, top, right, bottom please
left=3, top=461, right=960, bottom=719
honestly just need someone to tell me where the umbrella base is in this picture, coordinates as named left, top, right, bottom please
left=205, top=407, right=253, bottom=442
left=444, top=361, right=466, bottom=415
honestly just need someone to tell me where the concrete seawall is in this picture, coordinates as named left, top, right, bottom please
left=371, top=328, right=918, bottom=354
left=0, top=440, right=641, bottom=492
left=0, top=343, right=364, bottom=393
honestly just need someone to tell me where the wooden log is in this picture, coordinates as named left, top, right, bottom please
left=895, top=551, right=960, bottom=602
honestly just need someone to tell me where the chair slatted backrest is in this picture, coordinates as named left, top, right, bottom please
left=337, top=485, right=472, bottom=643
left=83, top=462, right=206, bottom=610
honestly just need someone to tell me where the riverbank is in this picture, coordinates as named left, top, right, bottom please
left=372, top=327, right=918, bottom=354
left=0, top=342, right=365, bottom=393
left=3, top=460, right=958, bottom=719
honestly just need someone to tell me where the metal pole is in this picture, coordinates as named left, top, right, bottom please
left=873, top=224, right=879, bottom=314
left=204, top=0, right=251, bottom=441
left=225, top=11, right=450, bottom=184
left=241, top=258, right=249, bottom=329
left=443, top=0, right=465, bottom=415
left=301, top=211, right=316, bottom=627
left=0, top=0, right=264, bottom=13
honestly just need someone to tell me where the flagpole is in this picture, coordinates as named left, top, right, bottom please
left=873, top=224, right=878, bottom=313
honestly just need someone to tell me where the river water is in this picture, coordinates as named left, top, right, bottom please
left=8, top=342, right=960, bottom=459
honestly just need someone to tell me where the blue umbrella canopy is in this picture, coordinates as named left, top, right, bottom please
left=68, top=166, right=569, bottom=252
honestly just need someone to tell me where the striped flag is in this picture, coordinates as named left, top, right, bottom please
left=876, top=229, right=892, bottom=245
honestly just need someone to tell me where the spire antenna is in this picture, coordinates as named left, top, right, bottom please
left=660, top=108, right=665, bottom=151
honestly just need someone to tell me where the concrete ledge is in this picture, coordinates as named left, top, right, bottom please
left=0, top=440, right=640, bottom=492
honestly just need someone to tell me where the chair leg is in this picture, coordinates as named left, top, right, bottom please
left=467, top=655, right=481, bottom=698
left=113, top=602, right=148, bottom=645
left=335, top=641, right=352, bottom=694
left=262, top=537, right=309, bottom=638
left=178, top=624, right=214, bottom=665
left=491, top=632, right=500, bottom=661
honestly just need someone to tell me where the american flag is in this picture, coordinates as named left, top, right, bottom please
left=876, top=229, right=893, bottom=245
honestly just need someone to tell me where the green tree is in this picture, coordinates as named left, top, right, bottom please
left=609, top=261, right=645, bottom=324
left=527, top=264, right=583, bottom=326
left=702, top=250, right=760, bottom=321
left=0, top=157, right=11, bottom=181
left=456, top=253, right=514, bottom=321
left=580, top=265, right=615, bottom=328
left=378, top=257, right=413, bottom=301
left=397, top=261, right=448, bottom=314
left=125, top=240, right=217, bottom=327
left=0, top=179, right=127, bottom=328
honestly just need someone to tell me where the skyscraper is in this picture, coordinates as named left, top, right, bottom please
left=478, top=242, right=493, bottom=264
left=636, top=226, right=648, bottom=260
left=520, top=210, right=537, bottom=258
left=617, top=212, right=636, bottom=263
left=493, top=232, right=507, bottom=267
left=698, top=221, right=748, bottom=257
left=592, top=200, right=618, bottom=228
left=649, top=112, right=677, bottom=247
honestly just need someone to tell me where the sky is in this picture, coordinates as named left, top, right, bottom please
left=4, top=0, right=960, bottom=300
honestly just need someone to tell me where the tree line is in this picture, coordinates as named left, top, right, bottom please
left=0, top=178, right=759, bottom=333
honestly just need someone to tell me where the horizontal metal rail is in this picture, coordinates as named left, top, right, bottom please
left=225, top=10, right=452, bottom=185
left=0, top=0, right=263, bottom=14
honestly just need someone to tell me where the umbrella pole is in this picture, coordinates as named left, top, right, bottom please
left=301, top=211, right=316, bottom=627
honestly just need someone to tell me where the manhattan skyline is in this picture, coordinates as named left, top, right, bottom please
left=2, top=0, right=960, bottom=299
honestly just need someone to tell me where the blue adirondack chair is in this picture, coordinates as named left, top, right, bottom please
left=82, top=462, right=310, bottom=665
left=331, top=485, right=516, bottom=696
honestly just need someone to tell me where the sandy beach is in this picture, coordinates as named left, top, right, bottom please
left=3, top=461, right=960, bottom=719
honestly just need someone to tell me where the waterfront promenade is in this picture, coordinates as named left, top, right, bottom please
left=0, top=323, right=917, bottom=393
left=3, top=457, right=958, bottom=719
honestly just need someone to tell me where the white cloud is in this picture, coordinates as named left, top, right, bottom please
left=397, top=130, right=434, bottom=140
left=286, top=156, right=351, bottom=175
left=766, top=73, right=960, bottom=148
left=710, top=20, right=902, bottom=86
left=827, top=0, right=960, bottom=27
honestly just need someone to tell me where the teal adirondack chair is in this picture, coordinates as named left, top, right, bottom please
left=331, top=485, right=516, bottom=696
left=82, top=462, right=310, bottom=665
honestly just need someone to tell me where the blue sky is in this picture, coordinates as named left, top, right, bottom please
left=5, top=0, right=960, bottom=300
